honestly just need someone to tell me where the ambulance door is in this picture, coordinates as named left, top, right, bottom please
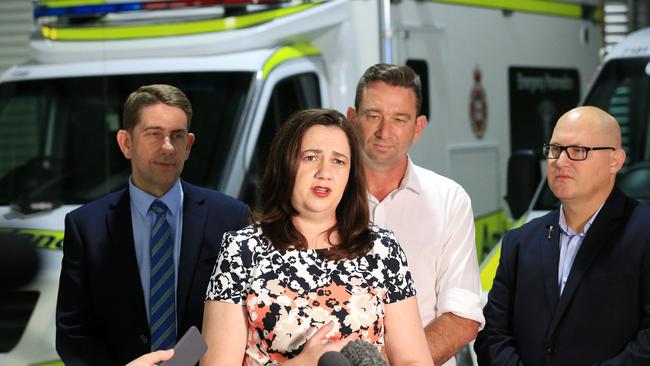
left=391, top=1, right=506, bottom=263
left=234, top=57, right=329, bottom=211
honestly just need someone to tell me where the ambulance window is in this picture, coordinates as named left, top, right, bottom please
left=0, top=87, right=41, bottom=182
left=0, top=72, right=252, bottom=208
left=240, top=73, right=321, bottom=210
left=406, top=59, right=430, bottom=119
left=584, top=57, right=650, bottom=169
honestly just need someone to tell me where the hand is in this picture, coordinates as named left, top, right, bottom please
left=125, top=349, right=175, bottom=366
left=284, top=322, right=358, bottom=366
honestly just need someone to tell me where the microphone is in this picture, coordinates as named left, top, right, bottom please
left=318, top=351, right=352, bottom=366
left=546, top=224, right=554, bottom=239
left=341, top=340, right=388, bottom=366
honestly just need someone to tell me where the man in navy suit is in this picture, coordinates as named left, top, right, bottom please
left=475, top=106, right=650, bottom=365
left=55, top=84, right=249, bottom=366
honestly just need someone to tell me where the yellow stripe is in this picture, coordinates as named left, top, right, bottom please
left=480, top=242, right=501, bottom=292
left=479, top=214, right=529, bottom=291
left=41, top=2, right=318, bottom=41
left=30, top=361, right=64, bottom=366
left=432, top=0, right=584, bottom=18
left=39, top=0, right=105, bottom=7
left=592, top=6, right=604, bottom=22
left=262, top=43, right=321, bottom=79
left=0, top=228, right=64, bottom=250
left=474, top=210, right=509, bottom=263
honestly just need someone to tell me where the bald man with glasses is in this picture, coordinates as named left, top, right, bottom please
left=475, top=106, right=650, bottom=366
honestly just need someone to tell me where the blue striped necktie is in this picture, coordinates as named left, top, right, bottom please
left=149, top=200, right=176, bottom=351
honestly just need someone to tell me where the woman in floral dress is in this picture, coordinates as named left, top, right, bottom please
left=201, top=109, right=433, bottom=366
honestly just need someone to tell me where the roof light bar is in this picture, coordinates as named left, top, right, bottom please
left=34, top=0, right=285, bottom=19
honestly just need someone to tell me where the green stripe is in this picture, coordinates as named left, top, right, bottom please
left=474, top=210, right=509, bottom=263
left=39, top=0, right=105, bottom=7
left=262, top=43, right=321, bottom=79
left=0, top=228, right=64, bottom=250
left=30, top=361, right=64, bottom=366
left=41, top=2, right=318, bottom=41
left=432, top=0, right=589, bottom=19
left=479, top=213, right=529, bottom=291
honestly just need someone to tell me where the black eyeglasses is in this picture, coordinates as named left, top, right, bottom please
left=542, top=143, right=615, bottom=161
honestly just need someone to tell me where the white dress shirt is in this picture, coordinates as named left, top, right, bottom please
left=367, top=158, right=484, bottom=366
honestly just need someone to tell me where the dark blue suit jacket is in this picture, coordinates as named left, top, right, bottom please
left=55, top=181, right=249, bottom=366
left=475, top=188, right=650, bottom=366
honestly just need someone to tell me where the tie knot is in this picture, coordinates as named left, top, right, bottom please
left=150, top=200, right=168, bottom=215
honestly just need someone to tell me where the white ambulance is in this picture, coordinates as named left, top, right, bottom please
left=0, top=0, right=601, bottom=364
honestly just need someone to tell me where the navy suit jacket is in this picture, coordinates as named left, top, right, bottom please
left=475, top=188, right=650, bottom=366
left=56, top=181, right=249, bottom=366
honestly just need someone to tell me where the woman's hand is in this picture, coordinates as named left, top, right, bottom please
left=125, top=349, right=174, bottom=366
left=283, top=322, right=358, bottom=366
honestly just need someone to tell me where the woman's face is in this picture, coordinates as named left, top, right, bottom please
left=291, top=125, right=351, bottom=222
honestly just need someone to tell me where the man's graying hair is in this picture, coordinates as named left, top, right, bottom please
left=122, top=84, right=193, bottom=132
left=354, top=63, right=423, bottom=115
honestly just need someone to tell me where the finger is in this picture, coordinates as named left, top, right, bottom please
left=149, top=349, right=175, bottom=362
left=380, top=345, right=388, bottom=360
left=305, top=322, right=335, bottom=346
left=312, top=321, right=335, bottom=339
left=125, top=349, right=174, bottom=366
left=332, top=332, right=359, bottom=350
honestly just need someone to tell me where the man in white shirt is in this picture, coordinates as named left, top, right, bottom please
left=347, top=63, right=484, bottom=365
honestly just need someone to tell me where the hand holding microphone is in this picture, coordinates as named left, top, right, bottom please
left=294, top=322, right=358, bottom=366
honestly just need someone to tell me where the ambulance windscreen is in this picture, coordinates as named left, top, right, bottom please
left=0, top=71, right=252, bottom=210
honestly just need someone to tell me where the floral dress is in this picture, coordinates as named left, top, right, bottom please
left=205, top=224, right=416, bottom=365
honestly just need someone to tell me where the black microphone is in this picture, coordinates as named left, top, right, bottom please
left=0, top=232, right=39, bottom=290
left=340, top=340, right=388, bottom=366
left=318, top=351, right=352, bottom=366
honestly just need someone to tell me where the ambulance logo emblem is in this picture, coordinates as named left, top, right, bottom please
left=469, top=67, right=488, bottom=138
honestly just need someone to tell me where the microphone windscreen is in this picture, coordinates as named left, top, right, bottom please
left=0, top=233, right=39, bottom=290
left=341, top=340, right=388, bottom=366
left=318, top=351, right=352, bottom=366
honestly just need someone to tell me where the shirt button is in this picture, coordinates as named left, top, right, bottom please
left=140, top=334, right=148, bottom=344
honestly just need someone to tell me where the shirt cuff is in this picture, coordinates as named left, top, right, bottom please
left=437, top=287, right=485, bottom=330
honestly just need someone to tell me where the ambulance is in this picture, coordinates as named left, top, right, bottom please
left=0, top=0, right=601, bottom=364
left=480, top=27, right=650, bottom=296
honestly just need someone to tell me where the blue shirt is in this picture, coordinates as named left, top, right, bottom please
left=557, top=203, right=603, bottom=295
left=129, top=178, right=184, bottom=322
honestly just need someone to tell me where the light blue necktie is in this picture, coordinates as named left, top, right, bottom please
left=149, top=200, right=176, bottom=351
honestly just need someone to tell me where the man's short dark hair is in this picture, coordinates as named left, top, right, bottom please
left=122, top=84, right=193, bottom=131
left=354, top=63, right=422, bottom=115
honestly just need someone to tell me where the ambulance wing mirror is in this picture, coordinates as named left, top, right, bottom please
left=0, top=233, right=40, bottom=291
left=505, top=149, right=542, bottom=220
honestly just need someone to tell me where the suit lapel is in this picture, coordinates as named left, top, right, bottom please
left=540, top=211, right=561, bottom=312
left=546, top=189, right=627, bottom=338
left=177, top=182, right=207, bottom=328
left=106, top=189, right=148, bottom=330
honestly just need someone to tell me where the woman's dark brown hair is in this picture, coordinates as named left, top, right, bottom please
left=259, top=108, right=372, bottom=260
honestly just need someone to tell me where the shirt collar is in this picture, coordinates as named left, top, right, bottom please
left=558, top=202, right=604, bottom=237
left=399, top=156, right=424, bottom=194
left=129, top=178, right=183, bottom=218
